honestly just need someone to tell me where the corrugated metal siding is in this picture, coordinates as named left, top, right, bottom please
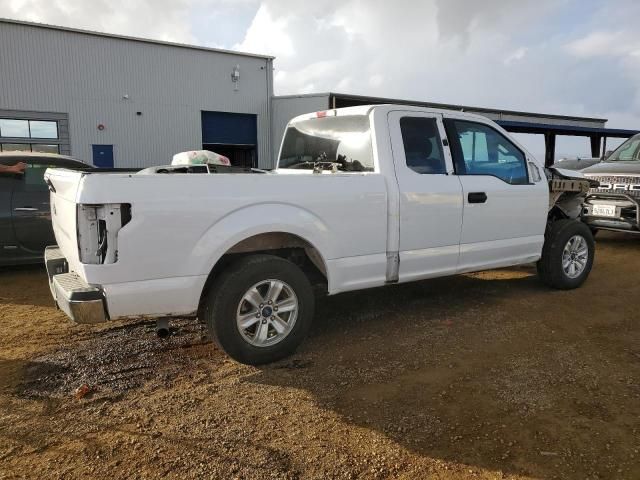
left=0, top=22, right=272, bottom=168
left=271, top=94, right=329, bottom=165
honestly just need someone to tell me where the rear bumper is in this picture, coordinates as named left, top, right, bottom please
left=45, top=246, right=108, bottom=324
left=583, top=193, right=640, bottom=233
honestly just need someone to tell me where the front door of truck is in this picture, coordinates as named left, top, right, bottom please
left=388, top=111, right=463, bottom=282
left=0, top=173, right=20, bottom=262
left=443, top=117, right=548, bottom=271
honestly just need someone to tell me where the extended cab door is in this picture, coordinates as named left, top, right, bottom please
left=388, top=111, right=463, bottom=282
left=443, top=117, right=548, bottom=272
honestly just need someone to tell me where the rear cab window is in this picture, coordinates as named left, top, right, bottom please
left=278, top=114, right=374, bottom=172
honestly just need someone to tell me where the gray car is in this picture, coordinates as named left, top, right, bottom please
left=581, top=134, right=640, bottom=234
left=0, top=152, right=89, bottom=266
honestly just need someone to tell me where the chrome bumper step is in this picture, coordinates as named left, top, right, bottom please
left=45, top=246, right=108, bottom=324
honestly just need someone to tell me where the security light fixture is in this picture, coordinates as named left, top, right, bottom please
left=231, top=65, right=240, bottom=91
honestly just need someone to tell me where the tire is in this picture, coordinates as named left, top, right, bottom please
left=203, top=254, right=314, bottom=365
left=537, top=219, right=595, bottom=290
left=589, top=227, right=599, bottom=238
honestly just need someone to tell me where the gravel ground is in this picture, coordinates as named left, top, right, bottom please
left=0, top=231, right=639, bottom=479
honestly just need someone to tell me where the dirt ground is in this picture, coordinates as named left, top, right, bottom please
left=1, top=232, right=639, bottom=480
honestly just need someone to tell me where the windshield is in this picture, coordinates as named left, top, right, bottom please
left=278, top=114, right=374, bottom=172
left=607, top=134, right=640, bottom=162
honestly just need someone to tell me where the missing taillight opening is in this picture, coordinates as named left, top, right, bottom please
left=77, top=203, right=131, bottom=264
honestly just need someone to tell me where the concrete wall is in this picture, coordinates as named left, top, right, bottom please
left=0, top=20, right=274, bottom=168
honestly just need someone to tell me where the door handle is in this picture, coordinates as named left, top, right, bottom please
left=14, top=207, right=38, bottom=211
left=468, top=192, right=487, bottom=204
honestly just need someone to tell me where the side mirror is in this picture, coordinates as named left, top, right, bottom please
left=528, top=161, right=542, bottom=182
left=604, top=150, right=613, bottom=159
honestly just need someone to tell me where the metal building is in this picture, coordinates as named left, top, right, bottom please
left=273, top=93, right=638, bottom=167
left=0, top=18, right=274, bottom=169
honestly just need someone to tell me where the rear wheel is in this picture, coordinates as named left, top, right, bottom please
left=537, top=219, right=595, bottom=290
left=203, top=254, right=314, bottom=365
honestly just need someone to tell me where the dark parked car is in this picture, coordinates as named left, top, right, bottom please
left=0, top=152, right=89, bottom=266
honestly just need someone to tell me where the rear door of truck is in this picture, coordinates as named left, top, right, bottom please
left=388, top=110, right=463, bottom=282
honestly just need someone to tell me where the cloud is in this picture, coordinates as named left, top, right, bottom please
left=235, top=4, right=295, bottom=58
left=565, top=31, right=638, bottom=58
left=234, top=0, right=565, bottom=106
left=5, top=0, right=196, bottom=43
left=504, top=47, right=528, bottom=65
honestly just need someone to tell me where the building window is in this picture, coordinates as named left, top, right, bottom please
left=32, top=144, right=60, bottom=154
left=0, top=118, right=58, bottom=139
left=1, top=143, right=31, bottom=152
left=0, top=118, right=60, bottom=154
left=29, top=121, right=58, bottom=139
left=0, top=119, right=30, bottom=138
left=1, top=143, right=60, bottom=153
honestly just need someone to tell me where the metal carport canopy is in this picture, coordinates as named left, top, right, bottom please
left=496, top=120, right=638, bottom=138
left=497, top=120, right=639, bottom=167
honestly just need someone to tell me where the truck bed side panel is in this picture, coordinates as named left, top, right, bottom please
left=49, top=172, right=389, bottom=306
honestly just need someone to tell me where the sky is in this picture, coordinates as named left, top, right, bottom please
left=3, top=0, right=639, bottom=157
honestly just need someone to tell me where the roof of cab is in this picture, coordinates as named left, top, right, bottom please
left=288, top=104, right=490, bottom=124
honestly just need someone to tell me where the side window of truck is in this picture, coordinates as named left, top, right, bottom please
left=444, top=119, right=529, bottom=185
left=399, top=117, right=446, bottom=174
left=24, top=164, right=53, bottom=187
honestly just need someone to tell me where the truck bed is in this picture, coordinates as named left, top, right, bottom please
left=44, top=167, right=390, bottom=318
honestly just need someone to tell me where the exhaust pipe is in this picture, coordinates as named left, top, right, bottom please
left=156, top=318, right=170, bottom=338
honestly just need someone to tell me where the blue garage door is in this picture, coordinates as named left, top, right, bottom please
left=201, top=111, right=257, bottom=168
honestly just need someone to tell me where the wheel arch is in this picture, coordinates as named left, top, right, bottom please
left=191, top=203, right=333, bottom=318
left=196, top=230, right=330, bottom=319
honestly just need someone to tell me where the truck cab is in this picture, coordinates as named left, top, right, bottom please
left=278, top=106, right=550, bottom=280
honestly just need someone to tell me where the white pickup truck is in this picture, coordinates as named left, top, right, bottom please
left=44, top=105, right=596, bottom=364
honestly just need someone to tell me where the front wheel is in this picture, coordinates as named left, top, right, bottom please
left=203, top=254, right=314, bottom=365
left=537, top=219, right=595, bottom=290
